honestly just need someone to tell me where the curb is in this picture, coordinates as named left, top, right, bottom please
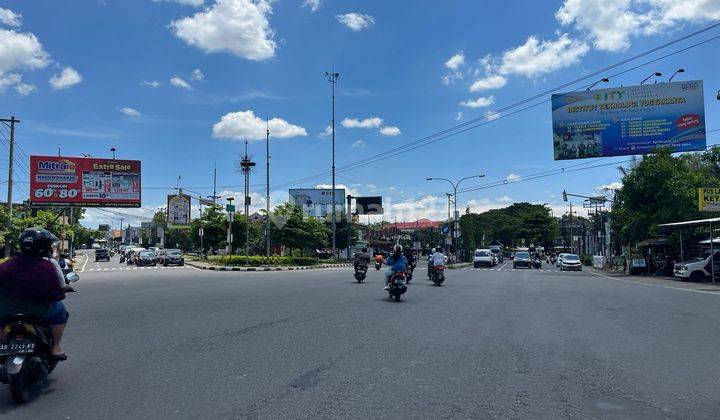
left=186, top=262, right=352, bottom=272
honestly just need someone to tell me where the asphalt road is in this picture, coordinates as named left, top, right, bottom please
left=1, top=256, right=719, bottom=419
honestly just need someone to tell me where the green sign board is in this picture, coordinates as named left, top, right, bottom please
left=226, top=204, right=236, bottom=212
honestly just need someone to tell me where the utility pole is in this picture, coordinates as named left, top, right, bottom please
left=211, top=163, right=219, bottom=205
left=325, top=71, right=339, bottom=259
left=346, top=195, right=352, bottom=260
left=1, top=116, right=19, bottom=257
left=240, top=140, right=256, bottom=266
left=226, top=197, right=234, bottom=255
left=265, top=119, right=271, bottom=257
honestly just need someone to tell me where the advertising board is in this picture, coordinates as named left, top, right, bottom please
left=552, top=80, right=706, bottom=160
left=30, top=156, right=141, bottom=207
left=289, top=188, right=345, bottom=218
left=355, top=196, right=383, bottom=215
left=167, top=193, right=191, bottom=226
left=699, top=188, right=720, bottom=212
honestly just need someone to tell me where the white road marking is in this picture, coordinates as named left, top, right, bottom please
left=587, top=270, right=720, bottom=296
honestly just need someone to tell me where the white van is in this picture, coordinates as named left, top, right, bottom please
left=473, top=249, right=495, bottom=268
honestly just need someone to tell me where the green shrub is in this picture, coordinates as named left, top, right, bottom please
left=206, top=255, right=320, bottom=266
left=580, top=254, right=593, bottom=266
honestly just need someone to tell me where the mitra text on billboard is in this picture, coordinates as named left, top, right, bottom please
left=30, top=156, right=141, bottom=207
left=552, top=80, right=706, bottom=160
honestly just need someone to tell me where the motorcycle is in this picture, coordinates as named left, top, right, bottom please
left=354, top=264, right=368, bottom=283
left=532, top=258, right=542, bottom=269
left=431, top=265, right=445, bottom=286
left=0, top=271, right=79, bottom=404
left=119, top=254, right=126, bottom=263
left=374, top=261, right=382, bottom=271
left=406, top=264, right=414, bottom=283
left=387, top=271, right=407, bottom=302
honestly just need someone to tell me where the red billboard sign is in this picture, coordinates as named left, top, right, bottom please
left=29, top=156, right=141, bottom=207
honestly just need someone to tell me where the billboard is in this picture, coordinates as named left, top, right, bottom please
left=699, top=188, right=720, bottom=212
left=30, top=156, right=141, bottom=207
left=552, top=80, right=706, bottom=160
left=289, top=188, right=345, bottom=218
left=167, top=193, right=191, bottom=226
left=355, top=196, right=383, bottom=215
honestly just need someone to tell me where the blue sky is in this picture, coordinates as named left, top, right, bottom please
left=0, top=0, right=719, bottom=228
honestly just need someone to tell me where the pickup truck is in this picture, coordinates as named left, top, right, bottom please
left=674, top=253, right=720, bottom=281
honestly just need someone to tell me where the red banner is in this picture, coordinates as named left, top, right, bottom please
left=29, top=156, right=141, bottom=207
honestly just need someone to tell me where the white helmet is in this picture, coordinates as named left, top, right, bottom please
left=431, top=247, right=436, bottom=253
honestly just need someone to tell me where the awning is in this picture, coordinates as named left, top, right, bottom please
left=658, top=217, right=720, bottom=228
left=637, top=238, right=669, bottom=247
left=699, top=237, right=720, bottom=244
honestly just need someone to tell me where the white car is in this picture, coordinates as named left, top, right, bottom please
left=473, top=249, right=495, bottom=268
left=560, top=253, right=582, bottom=271
left=556, top=253, right=567, bottom=267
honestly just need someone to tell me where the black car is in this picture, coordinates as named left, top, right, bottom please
left=513, top=251, right=532, bottom=269
left=95, top=248, right=110, bottom=262
left=160, top=249, right=184, bottom=266
left=135, top=250, right=157, bottom=266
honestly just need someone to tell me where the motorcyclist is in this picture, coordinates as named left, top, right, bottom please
left=403, top=246, right=416, bottom=270
left=0, top=228, right=72, bottom=359
left=383, top=244, right=408, bottom=290
left=428, top=247, right=436, bottom=277
left=354, top=247, right=371, bottom=271
left=374, top=253, right=384, bottom=265
left=430, top=247, right=447, bottom=272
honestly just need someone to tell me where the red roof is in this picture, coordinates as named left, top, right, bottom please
left=387, top=219, right=443, bottom=230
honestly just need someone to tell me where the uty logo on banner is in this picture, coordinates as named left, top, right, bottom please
left=698, top=188, right=720, bottom=212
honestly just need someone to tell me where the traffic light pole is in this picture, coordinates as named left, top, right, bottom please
left=1, top=116, right=18, bottom=257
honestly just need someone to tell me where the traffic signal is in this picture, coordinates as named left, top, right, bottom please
left=562, top=190, right=568, bottom=202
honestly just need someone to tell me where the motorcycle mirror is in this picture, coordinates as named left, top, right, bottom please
left=65, top=272, right=80, bottom=283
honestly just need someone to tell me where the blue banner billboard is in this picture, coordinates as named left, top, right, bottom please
left=552, top=80, right=706, bottom=160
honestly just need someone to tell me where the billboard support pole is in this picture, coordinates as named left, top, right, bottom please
left=265, top=120, right=271, bottom=257
left=346, top=195, right=352, bottom=261
left=1, top=116, right=18, bottom=257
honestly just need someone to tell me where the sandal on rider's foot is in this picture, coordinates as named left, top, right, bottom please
left=51, top=353, right=68, bottom=361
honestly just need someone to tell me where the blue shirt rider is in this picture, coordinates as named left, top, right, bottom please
left=383, top=245, right=408, bottom=290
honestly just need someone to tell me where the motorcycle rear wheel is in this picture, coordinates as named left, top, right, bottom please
left=394, top=292, right=401, bottom=302
left=9, top=370, right=31, bottom=404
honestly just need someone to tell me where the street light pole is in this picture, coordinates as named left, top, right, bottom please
left=426, top=174, right=485, bottom=261
left=640, top=72, right=662, bottom=85
left=325, top=71, right=339, bottom=259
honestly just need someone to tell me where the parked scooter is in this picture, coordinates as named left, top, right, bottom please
left=0, top=271, right=79, bottom=404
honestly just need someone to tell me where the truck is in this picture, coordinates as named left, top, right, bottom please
left=674, top=252, right=720, bottom=281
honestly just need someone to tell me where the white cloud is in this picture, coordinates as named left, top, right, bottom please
left=459, top=95, right=495, bottom=109
left=314, top=183, right=360, bottom=198
left=171, top=0, right=276, bottom=61
left=0, top=29, right=51, bottom=74
left=556, top=0, right=720, bottom=52
left=455, top=112, right=463, bottom=121
left=0, top=73, right=33, bottom=96
left=141, top=80, right=160, bottom=88
left=152, top=0, right=205, bottom=6
left=505, top=173, right=522, bottom=182
left=499, top=34, right=589, bottom=78
left=170, top=75, right=191, bottom=89
left=0, top=8, right=22, bottom=27
left=379, top=126, right=401, bottom=136
left=496, top=195, right=513, bottom=203
left=342, top=117, right=383, bottom=129
left=444, top=52, right=465, bottom=71
left=335, top=13, right=375, bottom=31
left=302, top=0, right=322, bottom=12
left=484, top=110, right=501, bottom=121
left=442, top=71, right=463, bottom=85
left=469, top=74, right=507, bottom=92
left=318, top=125, right=332, bottom=138
left=556, top=0, right=641, bottom=52
left=49, top=66, right=82, bottom=90
left=191, top=68, right=205, bottom=81
left=599, top=181, right=622, bottom=190
left=352, top=140, right=366, bottom=149
left=118, top=107, right=141, bottom=117
left=212, top=110, right=307, bottom=141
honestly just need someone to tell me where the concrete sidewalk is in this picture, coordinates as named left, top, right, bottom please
left=186, top=260, right=352, bottom=272
left=586, top=266, right=720, bottom=293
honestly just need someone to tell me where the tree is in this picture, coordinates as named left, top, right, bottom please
left=611, top=148, right=708, bottom=246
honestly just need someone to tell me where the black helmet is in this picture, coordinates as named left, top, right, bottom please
left=19, top=227, right=58, bottom=257
left=361, top=247, right=367, bottom=253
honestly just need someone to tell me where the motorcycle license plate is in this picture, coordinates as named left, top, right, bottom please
left=0, top=341, right=35, bottom=355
